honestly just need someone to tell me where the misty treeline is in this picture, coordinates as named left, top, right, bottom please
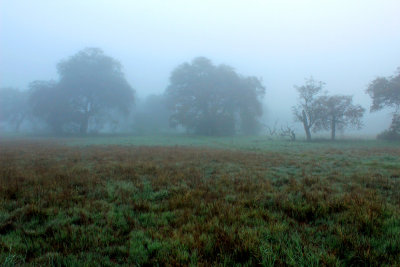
left=0, top=48, right=399, bottom=140
left=292, top=78, right=365, bottom=141
left=291, top=70, right=400, bottom=141
left=0, top=48, right=263, bottom=136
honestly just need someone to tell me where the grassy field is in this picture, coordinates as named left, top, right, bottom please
left=0, top=136, right=399, bottom=266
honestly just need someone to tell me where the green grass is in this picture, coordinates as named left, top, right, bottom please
left=5, top=133, right=396, bottom=150
left=0, top=136, right=399, bottom=266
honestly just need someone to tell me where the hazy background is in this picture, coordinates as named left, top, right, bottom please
left=1, top=0, right=399, bottom=136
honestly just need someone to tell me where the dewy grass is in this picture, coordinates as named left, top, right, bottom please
left=0, top=138, right=399, bottom=266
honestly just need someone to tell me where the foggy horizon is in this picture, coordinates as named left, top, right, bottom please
left=1, top=3, right=400, bottom=264
left=1, top=0, right=399, bottom=136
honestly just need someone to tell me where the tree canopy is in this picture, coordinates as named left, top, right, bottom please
left=367, top=67, right=400, bottom=140
left=314, top=95, right=365, bottom=140
left=292, top=77, right=324, bottom=141
left=29, top=80, right=76, bottom=134
left=293, top=78, right=365, bottom=140
left=166, top=57, right=265, bottom=136
left=29, top=48, right=135, bottom=134
left=0, top=87, right=28, bottom=132
left=366, top=68, right=400, bottom=112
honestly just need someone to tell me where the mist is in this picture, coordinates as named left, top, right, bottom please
left=1, top=0, right=400, bottom=137
left=2, top=2, right=400, bottom=264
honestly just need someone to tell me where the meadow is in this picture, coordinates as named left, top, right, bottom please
left=0, top=135, right=399, bottom=266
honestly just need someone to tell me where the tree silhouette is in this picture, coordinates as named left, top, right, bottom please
left=166, top=57, right=265, bottom=135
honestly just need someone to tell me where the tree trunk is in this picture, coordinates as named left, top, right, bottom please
left=302, top=110, right=312, bottom=141
left=331, top=117, right=336, bottom=140
left=80, top=100, right=92, bottom=135
left=304, top=125, right=311, bottom=141
left=14, top=114, right=26, bottom=132
left=80, top=114, right=89, bottom=135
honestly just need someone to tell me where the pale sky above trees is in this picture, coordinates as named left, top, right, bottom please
left=1, top=0, right=399, bottom=135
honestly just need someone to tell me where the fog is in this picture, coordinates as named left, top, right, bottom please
left=1, top=0, right=399, bottom=137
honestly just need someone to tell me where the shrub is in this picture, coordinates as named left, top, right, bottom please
left=378, top=114, right=400, bottom=141
left=377, top=130, right=400, bottom=141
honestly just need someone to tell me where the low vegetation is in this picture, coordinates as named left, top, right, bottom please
left=1, top=137, right=399, bottom=266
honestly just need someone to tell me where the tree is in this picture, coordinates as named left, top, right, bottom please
left=366, top=68, right=400, bottom=112
left=29, top=48, right=135, bottom=134
left=292, top=77, right=324, bottom=141
left=165, top=57, right=265, bottom=136
left=0, top=87, right=29, bottom=132
left=366, top=67, right=400, bottom=137
left=29, top=81, right=78, bottom=134
left=377, top=114, right=400, bottom=140
left=57, top=48, right=135, bottom=134
left=237, top=76, right=266, bottom=134
left=314, top=95, right=365, bottom=140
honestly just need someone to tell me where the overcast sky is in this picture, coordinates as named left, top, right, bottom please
left=1, top=0, right=399, bottom=135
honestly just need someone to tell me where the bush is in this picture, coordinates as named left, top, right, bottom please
left=377, top=114, right=400, bottom=141
left=377, top=130, right=400, bottom=141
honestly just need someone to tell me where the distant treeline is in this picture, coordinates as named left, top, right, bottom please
left=0, top=48, right=399, bottom=140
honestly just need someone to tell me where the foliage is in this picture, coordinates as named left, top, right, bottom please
left=28, top=48, right=135, bottom=135
left=377, top=114, right=400, bottom=141
left=166, top=57, right=265, bottom=136
left=377, top=130, right=400, bottom=141
left=366, top=67, right=400, bottom=139
left=293, top=78, right=365, bottom=141
left=0, top=88, right=29, bottom=132
left=1, top=138, right=399, bottom=265
left=29, top=81, right=78, bottom=134
left=314, top=95, right=365, bottom=140
left=292, top=77, right=324, bottom=141
left=366, top=68, right=400, bottom=112
left=390, top=113, right=400, bottom=133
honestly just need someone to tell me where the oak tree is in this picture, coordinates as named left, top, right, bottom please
left=166, top=57, right=265, bottom=135
left=29, top=48, right=135, bottom=134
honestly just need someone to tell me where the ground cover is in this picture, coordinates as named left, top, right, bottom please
left=0, top=137, right=399, bottom=266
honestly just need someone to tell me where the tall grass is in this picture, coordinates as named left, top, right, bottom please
left=0, top=139, right=399, bottom=266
